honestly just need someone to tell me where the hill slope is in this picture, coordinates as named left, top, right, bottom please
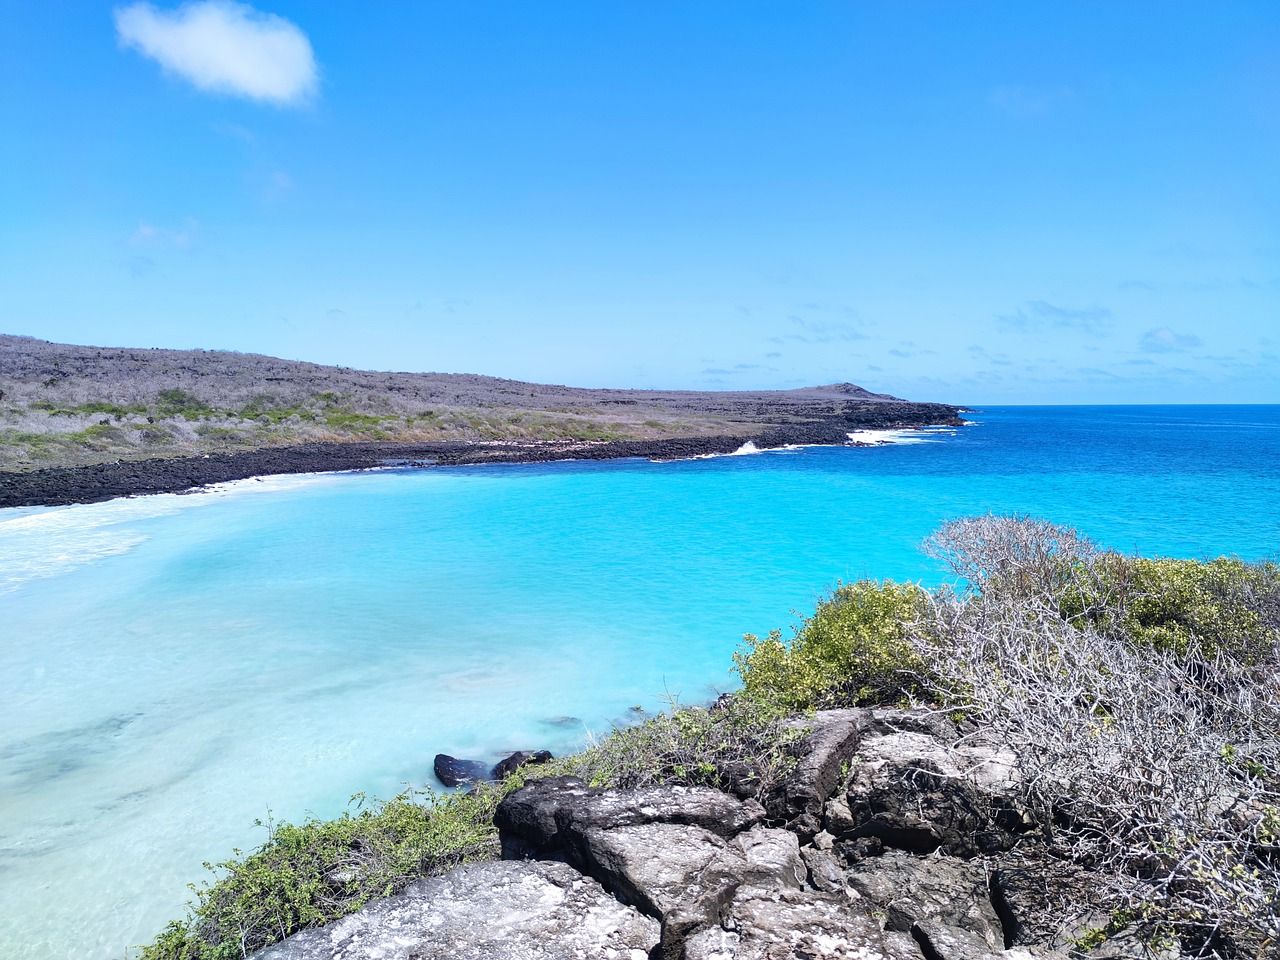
left=0, top=335, right=957, bottom=466
left=0, top=335, right=962, bottom=505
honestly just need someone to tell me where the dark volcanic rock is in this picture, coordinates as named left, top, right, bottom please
left=497, top=777, right=786, bottom=958
left=491, top=749, right=553, bottom=780
left=0, top=414, right=964, bottom=508
left=768, top=708, right=866, bottom=837
left=846, top=849, right=1006, bottom=957
left=250, top=859, right=660, bottom=960
left=495, top=776, right=765, bottom=861
left=433, top=754, right=491, bottom=788
left=841, top=719, right=1030, bottom=857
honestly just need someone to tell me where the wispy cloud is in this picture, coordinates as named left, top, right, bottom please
left=211, top=120, right=256, bottom=143
left=770, top=314, right=867, bottom=345
left=1140, top=327, right=1202, bottom=354
left=888, top=341, right=937, bottom=359
left=1119, top=276, right=1280, bottom=294
left=131, top=217, right=199, bottom=248
left=988, top=84, right=1073, bottom=119
left=699, top=362, right=777, bottom=377
left=998, top=300, right=1114, bottom=334
left=115, top=1, right=318, bottom=106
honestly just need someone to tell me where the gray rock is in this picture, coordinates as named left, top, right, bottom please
left=569, top=823, right=802, bottom=956
left=577, top=821, right=745, bottom=949
left=843, top=726, right=1030, bottom=856
left=864, top=707, right=961, bottom=741
left=495, top=776, right=764, bottom=860
left=769, top=709, right=866, bottom=837
left=824, top=794, right=857, bottom=835
left=912, top=924, right=1008, bottom=960
left=811, top=829, right=837, bottom=851
left=497, top=778, right=777, bottom=957
left=799, top=844, right=845, bottom=893
left=845, top=849, right=1005, bottom=953
left=733, top=825, right=807, bottom=890
left=251, top=859, right=659, bottom=960
left=682, top=882, right=926, bottom=960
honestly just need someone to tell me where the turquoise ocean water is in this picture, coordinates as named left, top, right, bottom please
left=1, top=405, right=1278, bottom=958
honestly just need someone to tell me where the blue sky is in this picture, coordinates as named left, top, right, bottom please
left=1, top=2, right=1277, bottom=403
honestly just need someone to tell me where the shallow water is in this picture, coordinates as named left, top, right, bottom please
left=1, top=405, right=1277, bottom=958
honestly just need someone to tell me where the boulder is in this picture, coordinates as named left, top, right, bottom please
left=841, top=724, right=1030, bottom=857
left=682, top=882, right=927, bottom=960
left=569, top=822, right=805, bottom=956
left=492, top=749, right=553, bottom=780
left=432, top=754, right=491, bottom=788
left=495, top=776, right=765, bottom=860
left=250, top=859, right=660, bottom=960
left=733, top=825, right=806, bottom=890
left=575, top=821, right=746, bottom=949
left=768, top=708, right=866, bottom=837
left=497, top=777, right=788, bottom=958
left=845, top=849, right=1006, bottom=957
left=798, top=844, right=845, bottom=892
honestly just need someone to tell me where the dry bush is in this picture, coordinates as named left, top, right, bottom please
left=912, top=517, right=1280, bottom=958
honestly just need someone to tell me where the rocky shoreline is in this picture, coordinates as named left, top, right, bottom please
left=254, top=707, right=1143, bottom=960
left=0, top=403, right=963, bottom=508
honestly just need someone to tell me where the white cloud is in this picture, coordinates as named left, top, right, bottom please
left=1140, top=327, right=1202, bottom=354
left=115, top=1, right=317, bottom=106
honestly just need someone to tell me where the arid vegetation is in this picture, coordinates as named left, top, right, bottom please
left=0, top=335, right=956, bottom=471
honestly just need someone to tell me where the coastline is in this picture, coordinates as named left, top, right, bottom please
left=0, top=406, right=963, bottom=509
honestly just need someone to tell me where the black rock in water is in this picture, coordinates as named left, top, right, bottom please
left=433, top=754, right=491, bottom=788
left=492, top=750, right=553, bottom=780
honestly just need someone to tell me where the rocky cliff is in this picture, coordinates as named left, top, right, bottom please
left=253, top=708, right=1156, bottom=960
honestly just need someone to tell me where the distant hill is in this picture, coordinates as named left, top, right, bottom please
left=0, top=334, right=956, bottom=472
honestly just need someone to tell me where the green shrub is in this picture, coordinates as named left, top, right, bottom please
left=156, top=389, right=215, bottom=419
left=735, top=580, right=923, bottom=711
left=28, top=399, right=146, bottom=417
left=553, top=695, right=801, bottom=798
left=140, top=787, right=506, bottom=960
left=1059, top=554, right=1280, bottom=663
left=323, top=410, right=389, bottom=431
left=69, top=422, right=125, bottom=448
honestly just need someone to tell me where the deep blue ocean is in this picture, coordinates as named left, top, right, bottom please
left=1, top=405, right=1277, bottom=958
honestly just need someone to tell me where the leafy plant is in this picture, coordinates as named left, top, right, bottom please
left=140, top=786, right=507, bottom=960
left=155, top=388, right=215, bottom=419
left=735, top=580, right=923, bottom=711
left=1059, top=554, right=1280, bottom=662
